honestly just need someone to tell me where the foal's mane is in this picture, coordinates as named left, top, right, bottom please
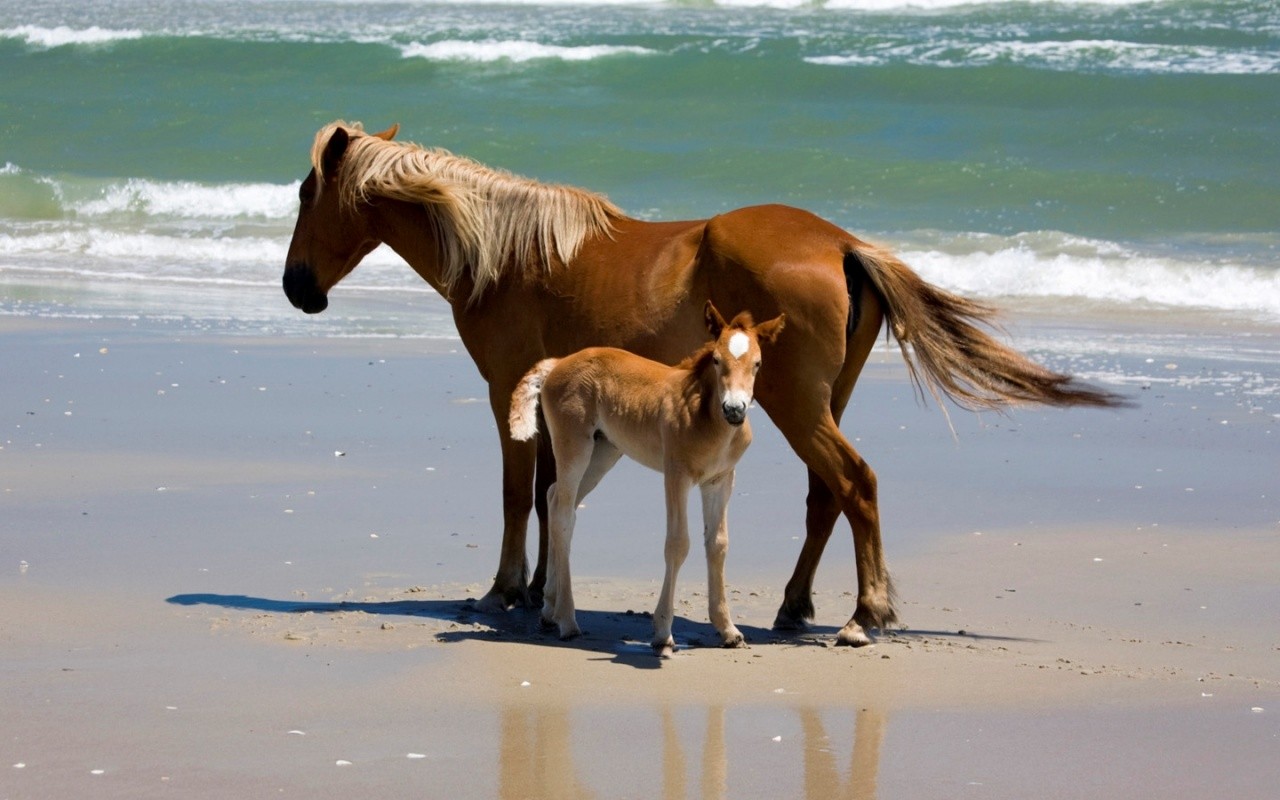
left=313, top=121, right=626, bottom=304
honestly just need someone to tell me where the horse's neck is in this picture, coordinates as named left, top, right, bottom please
left=370, top=198, right=468, bottom=299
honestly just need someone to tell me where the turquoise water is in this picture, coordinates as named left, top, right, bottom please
left=1, top=0, right=1278, bottom=333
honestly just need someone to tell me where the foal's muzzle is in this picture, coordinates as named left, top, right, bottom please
left=721, top=402, right=747, bottom=427
left=283, top=263, right=328, bottom=314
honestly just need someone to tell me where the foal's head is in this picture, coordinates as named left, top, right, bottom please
left=701, top=301, right=786, bottom=426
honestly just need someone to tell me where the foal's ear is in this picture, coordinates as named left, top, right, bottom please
left=755, top=313, right=787, bottom=344
left=704, top=300, right=728, bottom=337
left=321, top=127, right=351, bottom=181
left=371, top=123, right=400, bottom=141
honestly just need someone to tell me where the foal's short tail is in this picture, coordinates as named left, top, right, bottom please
left=509, top=358, right=559, bottom=441
left=846, top=242, right=1126, bottom=412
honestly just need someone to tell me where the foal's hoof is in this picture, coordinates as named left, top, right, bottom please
left=835, top=621, right=874, bottom=647
left=652, top=637, right=676, bottom=658
left=720, top=629, right=747, bottom=649
left=558, top=623, right=582, bottom=641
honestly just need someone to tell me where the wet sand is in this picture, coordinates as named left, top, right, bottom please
left=2, top=315, right=1278, bottom=798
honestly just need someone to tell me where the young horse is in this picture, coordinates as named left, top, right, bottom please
left=509, top=302, right=785, bottom=655
left=284, top=121, right=1124, bottom=646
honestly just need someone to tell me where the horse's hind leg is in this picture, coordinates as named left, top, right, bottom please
left=774, top=335, right=867, bottom=631
left=768, top=279, right=891, bottom=645
left=773, top=470, right=841, bottom=631
left=776, top=410, right=894, bottom=645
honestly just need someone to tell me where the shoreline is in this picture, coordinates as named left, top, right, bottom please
left=3, top=314, right=1278, bottom=797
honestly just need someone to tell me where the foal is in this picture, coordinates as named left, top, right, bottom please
left=510, top=302, right=786, bottom=655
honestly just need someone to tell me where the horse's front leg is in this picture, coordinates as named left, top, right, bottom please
left=530, top=426, right=556, bottom=605
left=700, top=471, right=745, bottom=648
left=477, top=387, right=539, bottom=614
left=653, top=470, right=692, bottom=656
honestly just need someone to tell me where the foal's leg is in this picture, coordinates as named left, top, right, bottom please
left=575, top=439, right=623, bottom=503
left=700, top=471, right=745, bottom=648
left=653, top=469, right=692, bottom=656
left=543, top=433, right=595, bottom=640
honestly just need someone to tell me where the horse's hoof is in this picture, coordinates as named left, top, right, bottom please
left=835, top=621, right=873, bottom=647
left=772, top=610, right=811, bottom=632
left=774, top=596, right=816, bottom=630
left=475, top=590, right=512, bottom=614
left=558, top=626, right=582, bottom=641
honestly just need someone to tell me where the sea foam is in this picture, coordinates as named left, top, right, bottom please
left=902, top=233, right=1280, bottom=318
left=2, top=25, right=144, bottom=48
left=807, top=38, right=1280, bottom=75
left=70, top=179, right=300, bottom=220
left=399, top=39, right=655, bottom=63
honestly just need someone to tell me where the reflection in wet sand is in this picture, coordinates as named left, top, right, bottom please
left=803, top=707, right=885, bottom=799
left=499, top=705, right=597, bottom=800
left=499, top=702, right=885, bottom=798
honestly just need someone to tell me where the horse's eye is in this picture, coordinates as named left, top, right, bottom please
left=712, top=355, right=722, bottom=366
left=753, top=361, right=761, bottom=374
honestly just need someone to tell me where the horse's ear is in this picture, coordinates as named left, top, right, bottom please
left=321, top=127, right=351, bottom=181
left=704, top=301, right=727, bottom=337
left=755, top=313, right=786, bottom=344
left=371, top=123, right=400, bottom=141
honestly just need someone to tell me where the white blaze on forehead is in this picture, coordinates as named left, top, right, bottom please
left=727, top=332, right=750, bottom=359
left=723, top=388, right=752, bottom=408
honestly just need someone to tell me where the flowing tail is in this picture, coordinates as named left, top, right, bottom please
left=846, top=243, right=1126, bottom=412
left=509, top=358, right=559, bottom=441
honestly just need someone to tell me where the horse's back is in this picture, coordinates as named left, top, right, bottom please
left=698, top=205, right=867, bottom=380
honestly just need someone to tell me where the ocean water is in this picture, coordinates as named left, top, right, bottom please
left=1, top=0, right=1278, bottom=355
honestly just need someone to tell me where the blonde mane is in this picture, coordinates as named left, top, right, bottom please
left=311, top=120, right=625, bottom=304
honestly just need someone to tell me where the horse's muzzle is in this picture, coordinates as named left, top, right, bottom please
left=283, top=263, right=328, bottom=314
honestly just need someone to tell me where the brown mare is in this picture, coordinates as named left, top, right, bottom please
left=509, top=301, right=786, bottom=655
left=283, top=121, right=1122, bottom=646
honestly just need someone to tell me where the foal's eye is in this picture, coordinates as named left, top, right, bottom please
left=753, top=361, right=761, bottom=374
left=712, top=355, right=722, bottom=366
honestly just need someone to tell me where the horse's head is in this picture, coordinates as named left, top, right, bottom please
left=703, top=301, right=786, bottom=427
left=283, top=122, right=400, bottom=314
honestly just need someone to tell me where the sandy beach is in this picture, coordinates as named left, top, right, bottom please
left=2, top=313, right=1278, bottom=799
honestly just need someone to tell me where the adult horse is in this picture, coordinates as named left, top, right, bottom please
left=283, top=121, right=1121, bottom=646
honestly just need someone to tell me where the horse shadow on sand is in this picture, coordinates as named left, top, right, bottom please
left=166, top=592, right=1030, bottom=669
